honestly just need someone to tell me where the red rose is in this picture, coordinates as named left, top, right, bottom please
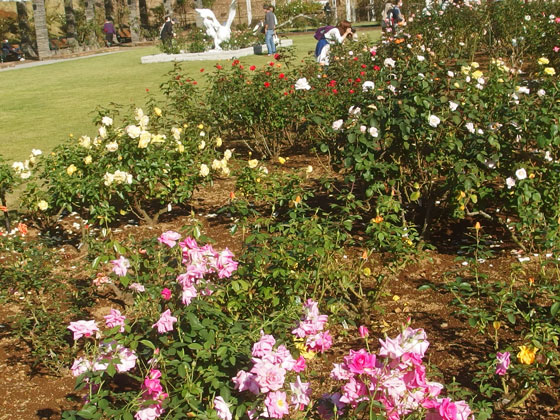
left=279, top=73, right=285, bottom=79
left=264, top=82, right=271, bottom=87
left=250, top=65, right=256, bottom=71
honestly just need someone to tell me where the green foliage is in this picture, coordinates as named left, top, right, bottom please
left=17, top=105, right=225, bottom=227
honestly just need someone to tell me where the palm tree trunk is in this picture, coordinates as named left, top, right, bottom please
left=64, top=0, right=78, bottom=46
left=31, top=0, right=51, bottom=59
left=128, top=0, right=141, bottom=42
left=16, top=1, right=37, bottom=58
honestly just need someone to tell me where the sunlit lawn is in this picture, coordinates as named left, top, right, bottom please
left=0, top=29, right=379, bottom=162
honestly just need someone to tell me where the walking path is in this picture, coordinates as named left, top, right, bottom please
left=0, top=50, right=127, bottom=72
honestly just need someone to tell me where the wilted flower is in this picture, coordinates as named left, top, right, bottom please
left=495, top=352, right=510, bottom=375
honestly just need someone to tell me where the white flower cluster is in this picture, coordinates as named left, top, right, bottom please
left=104, top=170, right=133, bottom=186
left=12, top=149, right=42, bottom=179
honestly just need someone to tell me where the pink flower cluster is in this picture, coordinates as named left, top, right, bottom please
left=292, top=299, right=332, bottom=353
left=232, top=331, right=311, bottom=418
left=70, top=342, right=137, bottom=377
left=176, top=236, right=238, bottom=306
left=324, top=327, right=474, bottom=420
left=135, top=369, right=167, bottom=420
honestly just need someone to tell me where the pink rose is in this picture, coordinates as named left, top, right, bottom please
left=358, top=325, right=369, bottom=338
left=214, top=396, right=232, bottom=420
left=104, top=308, right=126, bottom=332
left=251, top=359, right=286, bottom=393
left=68, top=320, right=99, bottom=340
left=345, top=349, right=376, bottom=374
left=111, top=256, right=130, bottom=277
left=152, top=309, right=177, bottom=334
left=495, top=351, right=510, bottom=376
left=292, top=355, right=306, bottom=373
left=252, top=331, right=276, bottom=357
left=232, top=370, right=260, bottom=394
left=134, top=404, right=164, bottom=420
left=158, top=231, right=181, bottom=247
left=161, top=288, right=172, bottom=300
left=264, top=391, right=290, bottom=419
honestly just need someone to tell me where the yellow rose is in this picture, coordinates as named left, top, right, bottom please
left=197, top=123, right=204, bottom=129
left=66, top=164, right=77, bottom=176
left=154, top=107, right=162, bottom=116
left=84, top=155, right=92, bottom=165
left=278, top=157, right=286, bottom=165
left=544, top=67, right=556, bottom=76
left=37, top=200, right=49, bottom=211
left=248, top=159, right=259, bottom=168
left=363, top=267, right=371, bottom=276
left=471, top=70, right=483, bottom=79
left=198, top=140, right=206, bottom=150
left=177, top=143, right=185, bottom=153
left=199, top=164, right=210, bottom=177
left=470, top=61, right=479, bottom=69
left=306, top=165, right=313, bottom=174
left=517, top=345, right=538, bottom=365
left=215, top=137, right=223, bottom=147
left=538, top=57, right=550, bottom=65
left=453, top=82, right=460, bottom=89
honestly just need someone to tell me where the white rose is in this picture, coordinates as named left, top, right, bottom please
left=103, top=172, right=114, bottom=186
left=37, top=200, right=49, bottom=211
left=139, top=115, right=150, bottom=130
left=384, top=58, right=396, bottom=68
left=126, top=125, right=141, bottom=139
left=135, top=108, right=144, bottom=121
left=348, top=106, right=361, bottom=116
left=31, top=149, right=42, bottom=156
left=417, top=55, right=425, bottom=61
left=102, top=116, right=113, bottom=126
left=198, top=140, right=206, bottom=150
left=248, top=159, right=259, bottom=169
left=506, top=177, right=516, bottom=189
left=223, top=149, right=233, bottom=160
left=294, top=77, right=311, bottom=91
left=138, top=131, right=151, bottom=148
left=449, top=101, right=458, bottom=111
left=106, top=141, right=119, bottom=152
left=537, top=89, right=546, bottom=97
left=199, top=164, right=210, bottom=177
left=428, top=115, right=441, bottom=128
left=465, top=122, right=475, bottom=134
left=79, top=136, right=92, bottom=149
left=171, top=127, right=182, bottom=141
left=99, top=126, right=108, bottom=139
left=362, top=81, right=375, bottom=92
left=332, top=119, right=344, bottom=131
left=368, top=126, right=379, bottom=138
left=515, top=168, right=527, bottom=180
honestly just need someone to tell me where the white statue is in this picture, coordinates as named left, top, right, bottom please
left=195, top=0, right=238, bottom=50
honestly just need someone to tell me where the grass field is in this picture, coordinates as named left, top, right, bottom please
left=0, top=30, right=379, bottom=162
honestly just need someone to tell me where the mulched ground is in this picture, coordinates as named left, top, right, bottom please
left=1, top=151, right=559, bottom=420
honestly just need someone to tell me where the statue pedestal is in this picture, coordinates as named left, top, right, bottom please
left=141, top=39, right=293, bottom=64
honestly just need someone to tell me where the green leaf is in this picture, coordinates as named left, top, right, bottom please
left=417, top=284, right=432, bottom=291
left=410, top=191, right=420, bottom=201
left=551, top=301, right=560, bottom=317
left=140, top=340, right=156, bottom=350
left=507, top=313, right=516, bottom=325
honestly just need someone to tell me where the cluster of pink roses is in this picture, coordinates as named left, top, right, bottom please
left=323, top=326, right=474, bottom=420
left=69, top=309, right=137, bottom=379
left=135, top=368, right=167, bottom=420
left=291, top=298, right=333, bottom=353
left=159, top=232, right=238, bottom=306
left=229, top=300, right=331, bottom=419
left=232, top=331, right=310, bottom=419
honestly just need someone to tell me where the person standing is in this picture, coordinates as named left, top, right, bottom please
left=103, top=17, right=116, bottom=47
left=160, top=16, right=175, bottom=49
left=264, top=5, right=277, bottom=55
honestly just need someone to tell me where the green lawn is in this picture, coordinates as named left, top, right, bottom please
left=0, top=30, right=378, bottom=162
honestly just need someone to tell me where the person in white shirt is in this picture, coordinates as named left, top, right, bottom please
left=316, top=20, right=353, bottom=65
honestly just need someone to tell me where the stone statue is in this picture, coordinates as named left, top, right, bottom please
left=195, top=0, right=238, bottom=50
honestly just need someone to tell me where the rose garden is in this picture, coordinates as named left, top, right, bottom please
left=1, top=0, right=560, bottom=419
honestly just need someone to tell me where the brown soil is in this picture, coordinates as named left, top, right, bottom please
left=0, top=152, right=559, bottom=420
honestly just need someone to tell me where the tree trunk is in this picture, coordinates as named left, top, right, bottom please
left=31, top=0, right=51, bottom=59
left=84, top=0, right=98, bottom=46
left=64, top=0, right=78, bottom=46
left=139, top=0, right=149, bottom=28
left=128, top=0, right=141, bottom=42
left=163, top=0, right=173, bottom=17
left=16, top=1, right=37, bottom=58
left=104, top=0, right=114, bottom=20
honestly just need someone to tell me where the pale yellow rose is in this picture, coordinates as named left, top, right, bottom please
left=544, top=67, right=556, bottom=76
left=151, top=134, right=166, bottom=144
left=79, top=136, right=92, bottom=148
left=248, top=159, right=259, bottom=168
left=84, top=155, right=93, bottom=165
left=197, top=123, right=204, bottom=129
left=538, top=57, right=550, bottom=65
left=199, top=164, right=210, bottom=177
left=66, top=164, right=77, bottom=176
left=278, top=157, right=286, bottom=165
left=215, top=137, right=223, bottom=147
left=177, top=143, right=185, bottom=153
left=306, top=165, right=313, bottom=173
left=138, top=131, right=151, bottom=148
left=154, top=107, right=162, bottom=116
left=37, top=200, right=48, bottom=211
left=223, top=149, right=233, bottom=160
left=198, top=140, right=206, bottom=150
left=471, top=70, right=483, bottom=79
